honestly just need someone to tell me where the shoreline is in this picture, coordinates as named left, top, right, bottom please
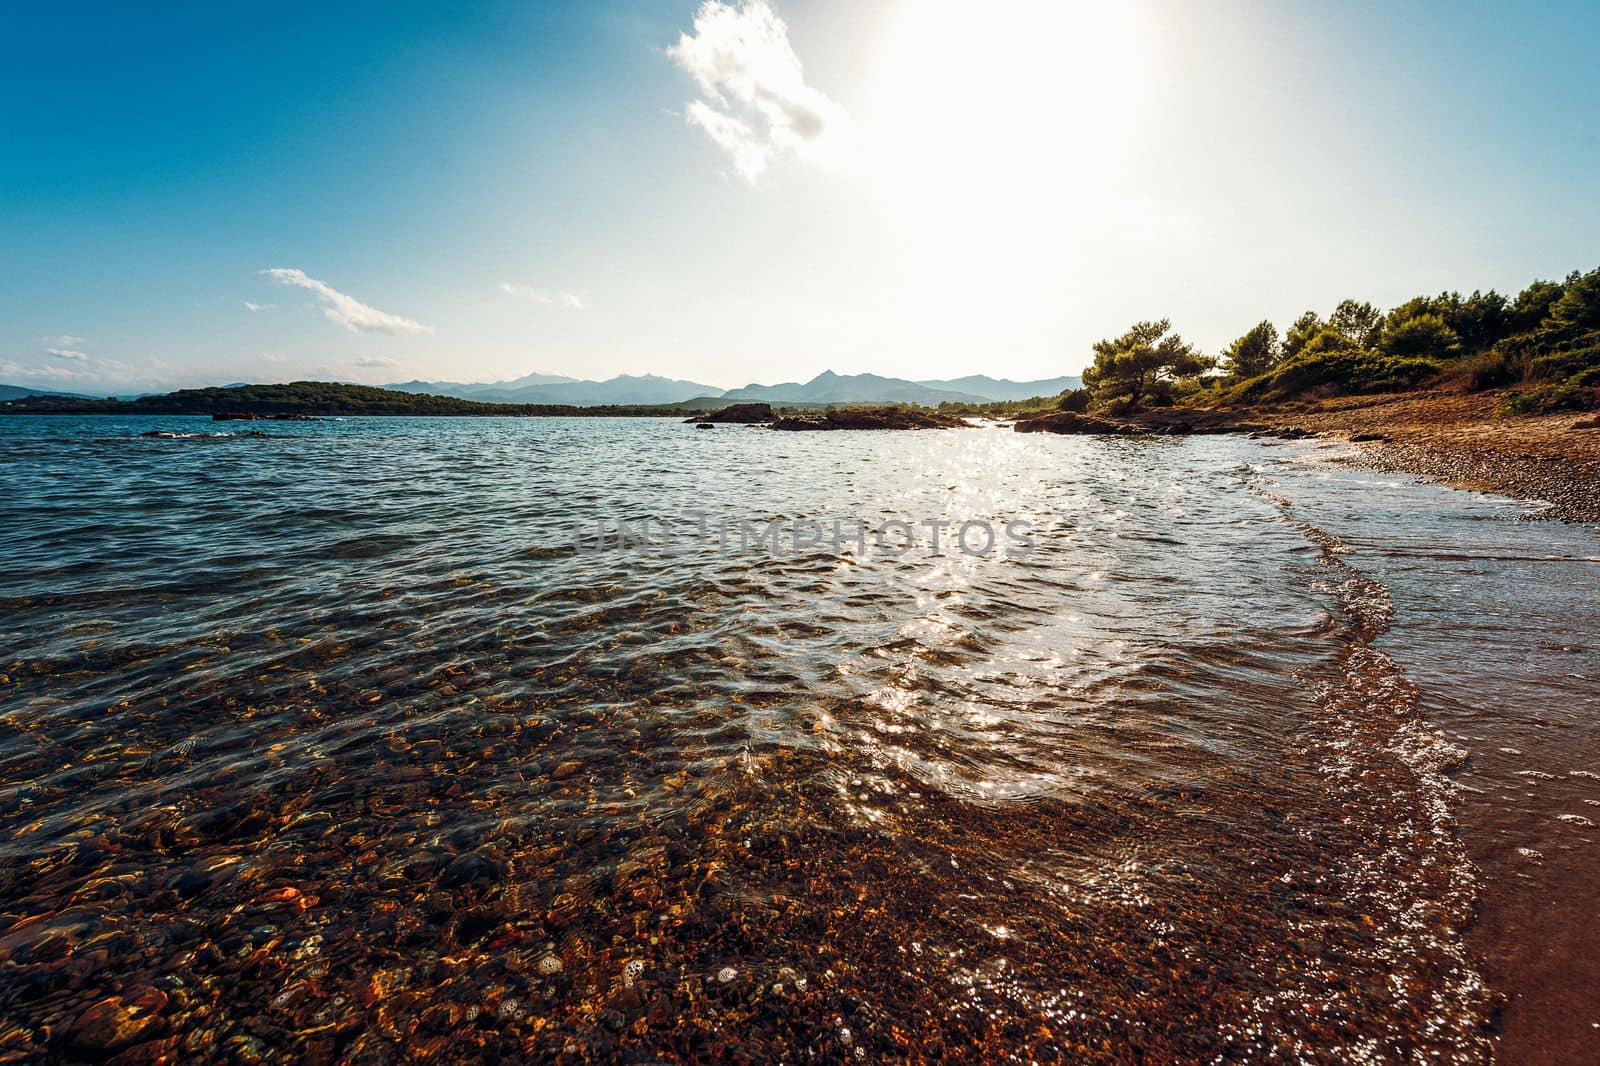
left=12, top=390, right=1597, bottom=525
left=1259, top=395, right=1600, bottom=1061
left=1243, top=391, right=1599, bottom=523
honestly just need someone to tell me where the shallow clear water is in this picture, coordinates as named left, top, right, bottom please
left=1253, top=451, right=1600, bottom=1063
left=0, top=416, right=1594, bottom=1062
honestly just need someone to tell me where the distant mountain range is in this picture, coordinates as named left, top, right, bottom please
left=3, top=370, right=1082, bottom=410
left=386, top=372, right=715, bottom=406
left=384, top=370, right=1081, bottom=407
left=0, top=384, right=91, bottom=401
left=721, top=371, right=983, bottom=405
left=916, top=375, right=1084, bottom=402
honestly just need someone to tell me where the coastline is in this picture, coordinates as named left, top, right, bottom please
left=1250, top=391, right=1600, bottom=524
left=1251, top=395, right=1600, bottom=1061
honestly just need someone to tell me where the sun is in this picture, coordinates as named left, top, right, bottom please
left=866, top=0, right=1147, bottom=222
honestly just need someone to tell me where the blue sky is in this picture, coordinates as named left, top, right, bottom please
left=2, top=0, right=1597, bottom=393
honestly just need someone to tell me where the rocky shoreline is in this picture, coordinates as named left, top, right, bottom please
left=687, top=403, right=972, bottom=431
left=1036, top=393, right=1598, bottom=524
left=685, top=392, right=1597, bottom=521
left=1249, top=391, right=1600, bottom=523
left=1006, top=391, right=1598, bottom=523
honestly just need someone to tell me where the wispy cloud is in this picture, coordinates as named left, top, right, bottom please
left=668, top=1, right=851, bottom=181
left=3, top=359, right=89, bottom=383
left=38, top=335, right=91, bottom=361
left=243, top=301, right=274, bottom=313
left=354, top=356, right=398, bottom=368
left=260, top=268, right=432, bottom=335
left=3, top=353, right=177, bottom=394
left=500, top=282, right=587, bottom=309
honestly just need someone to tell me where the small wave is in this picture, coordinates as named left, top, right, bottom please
left=135, top=430, right=290, bottom=440
left=1247, top=467, right=1494, bottom=1058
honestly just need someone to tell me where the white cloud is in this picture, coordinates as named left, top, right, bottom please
left=354, top=356, right=398, bottom=368
left=668, top=0, right=850, bottom=181
left=3, top=358, right=100, bottom=383
left=3, top=354, right=170, bottom=394
left=44, top=335, right=84, bottom=347
left=46, top=347, right=89, bottom=361
left=243, top=301, right=274, bottom=313
left=4, top=359, right=77, bottom=381
left=500, top=282, right=587, bottom=309
left=259, top=268, right=432, bottom=335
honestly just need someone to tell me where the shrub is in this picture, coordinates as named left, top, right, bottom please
left=1057, top=388, right=1091, bottom=412
left=1530, top=347, right=1600, bottom=382
left=1453, top=349, right=1540, bottom=391
left=1500, top=384, right=1600, bottom=415
left=1254, top=348, right=1442, bottom=400
left=1299, top=328, right=1361, bottom=357
left=1569, top=365, right=1600, bottom=388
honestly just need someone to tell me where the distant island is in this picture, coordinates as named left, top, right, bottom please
left=0, top=382, right=726, bottom=418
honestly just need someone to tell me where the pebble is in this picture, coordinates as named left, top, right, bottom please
left=439, top=851, right=505, bottom=889
left=65, top=988, right=168, bottom=1055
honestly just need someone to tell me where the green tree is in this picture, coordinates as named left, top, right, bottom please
left=1081, top=319, right=1208, bottom=408
left=1329, top=299, right=1383, bottom=348
left=1385, top=291, right=1510, bottom=355
left=1383, top=296, right=1435, bottom=332
left=1282, top=311, right=1324, bottom=360
left=1221, top=320, right=1281, bottom=379
left=1380, top=313, right=1459, bottom=359
left=1505, top=278, right=1565, bottom=334
left=1446, top=290, right=1509, bottom=352
left=1547, top=268, right=1600, bottom=333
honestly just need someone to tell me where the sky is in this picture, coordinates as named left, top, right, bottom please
left=2, top=0, right=1598, bottom=394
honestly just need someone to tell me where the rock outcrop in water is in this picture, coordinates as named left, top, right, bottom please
left=1012, top=410, right=1142, bottom=435
left=213, top=412, right=325, bottom=422
left=1011, top=407, right=1277, bottom=436
left=684, top=402, right=774, bottom=424
left=770, top=407, right=972, bottom=431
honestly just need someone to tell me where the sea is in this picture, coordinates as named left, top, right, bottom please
left=1, top=415, right=1596, bottom=1062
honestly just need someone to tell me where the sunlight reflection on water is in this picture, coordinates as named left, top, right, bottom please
left=0, top=415, right=1595, bottom=1060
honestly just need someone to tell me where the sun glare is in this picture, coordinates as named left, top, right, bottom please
left=868, top=0, right=1146, bottom=220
